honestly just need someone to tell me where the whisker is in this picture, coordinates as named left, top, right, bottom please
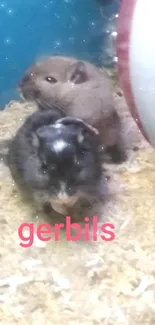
left=36, top=98, right=66, bottom=115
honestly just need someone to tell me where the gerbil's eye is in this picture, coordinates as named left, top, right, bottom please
left=45, top=76, right=57, bottom=83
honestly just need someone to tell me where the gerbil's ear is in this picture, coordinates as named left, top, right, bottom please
left=66, top=61, right=89, bottom=84
left=56, top=117, right=99, bottom=140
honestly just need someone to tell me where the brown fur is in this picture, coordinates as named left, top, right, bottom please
left=18, top=56, right=127, bottom=163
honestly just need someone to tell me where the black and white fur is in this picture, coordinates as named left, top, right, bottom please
left=7, top=109, right=103, bottom=215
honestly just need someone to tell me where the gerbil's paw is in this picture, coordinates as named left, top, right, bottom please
left=106, top=145, right=127, bottom=164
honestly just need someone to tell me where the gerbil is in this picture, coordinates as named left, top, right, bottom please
left=18, top=55, right=127, bottom=164
left=7, top=110, right=103, bottom=215
left=7, top=108, right=65, bottom=189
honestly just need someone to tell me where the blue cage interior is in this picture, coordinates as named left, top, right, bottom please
left=0, top=0, right=120, bottom=109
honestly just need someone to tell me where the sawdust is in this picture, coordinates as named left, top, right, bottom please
left=0, top=80, right=155, bottom=325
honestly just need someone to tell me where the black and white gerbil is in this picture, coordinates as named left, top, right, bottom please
left=7, top=110, right=103, bottom=215
left=18, top=55, right=127, bottom=164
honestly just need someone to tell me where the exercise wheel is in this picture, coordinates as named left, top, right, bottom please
left=117, top=0, right=155, bottom=147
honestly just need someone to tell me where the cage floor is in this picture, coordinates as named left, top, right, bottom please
left=0, top=74, right=155, bottom=325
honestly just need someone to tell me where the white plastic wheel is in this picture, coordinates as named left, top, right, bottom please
left=117, top=0, right=155, bottom=147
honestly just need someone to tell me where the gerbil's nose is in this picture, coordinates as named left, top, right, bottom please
left=58, top=192, right=71, bottom=205
left=58, top=192, right=78, bottom=207
left=50, top=193, right=78, bottom=215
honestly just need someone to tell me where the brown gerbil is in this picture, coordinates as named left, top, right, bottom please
left=18, top=56, right=127, bottom=163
